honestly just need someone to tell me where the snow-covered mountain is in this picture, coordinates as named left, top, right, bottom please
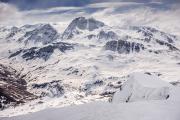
left=2, top=72, right=180, bottom=120
left=0, top=24, right=59, bottom=45
left=0, top=17, right=180, bottom=118
left=62, top=17, right=105, bottom=39
left=0, top=64, right=37, bottom=109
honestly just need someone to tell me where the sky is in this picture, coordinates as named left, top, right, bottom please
left=0, top=0, right=180, bottom=36
left=0, top=0, right=179, bottom=10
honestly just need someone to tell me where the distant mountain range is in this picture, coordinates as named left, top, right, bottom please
left=0, top=17, right=180, bottom=116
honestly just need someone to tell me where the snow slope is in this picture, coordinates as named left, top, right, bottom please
left=2, top=101, right=180, bottom=120
left=0, top=17, right=180, bottom=117
left=2, top=72, right=180, bottom=120
left=113, top=73, right=171, bottom=103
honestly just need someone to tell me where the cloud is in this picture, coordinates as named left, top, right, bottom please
left=0, top=1, right=179, bottom=36
left=0, top=2, right=22, bottom=25
left=1, top=0, right=91, bottom=10
left=89, top=2, right=180, bottom=35
left=1, top=0, right=179, bottom=10
left=92, top=0, right=180, bottom=3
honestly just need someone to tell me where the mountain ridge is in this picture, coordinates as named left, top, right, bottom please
left=0, top=17, right=180, bottom=116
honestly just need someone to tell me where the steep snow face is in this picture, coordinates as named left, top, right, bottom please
left=62, top=17, right=105, bottom=39
left=19, top=24, right=58, bottom=45
left=113, top=73, right=172, bottom=103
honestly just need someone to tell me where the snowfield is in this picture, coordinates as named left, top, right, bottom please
left=2, top=72, right=180, bottom=120
left=2, top=101, right=180, bottom=120
left=0, top=1, right=180, bottom=119
left=113, top=73, right=172, bottom=103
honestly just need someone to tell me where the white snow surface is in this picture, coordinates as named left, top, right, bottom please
left=113, top=73, right=172, bottom=103
left=2, top=92, right=180, bottom=120
left=1, top=72, right=180, bottom=120
left=0, top=16, right=180, bottom=118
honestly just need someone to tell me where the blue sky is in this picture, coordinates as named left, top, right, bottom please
left=0, top=0, right=179, bottom=10
left=0, top=0, right=180, bottom=36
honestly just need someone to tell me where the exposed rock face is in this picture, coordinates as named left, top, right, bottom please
left=9, top=42, right=74, bottom=61
left=132, top=26, right=176, bottom=43
left=98, top=30, right=118, bottom=40
left=62, top=17, right=105, bottom=39
left=3, top=24, right=58, bottom=45
left=155, top=39, right=179, bottom=51
left=31, top=80, right=64, bottom=98
left=130, top=26, right=180, bottom=51
left=170, top=81, right=180, bottom=87
left=0, top=64, right=37, bottom=109
left=86, top=34, right=96, bottom=39
left=105, top=40, right=145, bottom=54
left=81, top=80, right=104, bottom=92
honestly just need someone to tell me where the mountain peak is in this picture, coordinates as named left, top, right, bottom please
left=72, top=17, right=105, bottom=31
left=20, top=23, right=58, bottom=45
left=4, top=23, right=59, bottom=45
left=62, top=17, right=105, bottom=39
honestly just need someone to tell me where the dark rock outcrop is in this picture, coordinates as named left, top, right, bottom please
left=155, top=39, right=179, bottom=51
left=4, top=24, right=58, bottom=45
left=105, top=40, right=145, bottom=54
left=80, top=79, right=104, bottom=94
left=132, top=26, right=176, bottom=43
left=0, top=64, right=37, bottom=109
left=98, top=30, right=118, bottom=40
left=31, top=80, right=64, bottom=97
left=9, top=42, right=74, bottom=61
left=170, top=81, right=180, bottom=87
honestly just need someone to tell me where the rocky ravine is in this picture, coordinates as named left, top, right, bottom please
left=0, top=64, right=37, bottom=109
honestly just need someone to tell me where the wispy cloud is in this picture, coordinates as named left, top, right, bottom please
left=0, top=2, right=22, bottom=25
left=2, top=0, right=179, bottom=11
left=0, top=1, right=180, bottom=36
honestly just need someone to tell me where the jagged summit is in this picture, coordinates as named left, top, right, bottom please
left=19, top=24, right=58, bottom=45
left=131, top=26, right=177, bottom=43
left=2, top=23, right=59, bottom=45
left=73, top=17, right=105, bottom=31
left=62, top=17, right=105, bottom=39
left=9, top=42, right=74, bottom=61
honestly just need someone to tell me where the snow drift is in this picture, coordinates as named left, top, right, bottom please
left=113, top=73, right=172, bottom=103
left=2, top=72, right=180, bottom=120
